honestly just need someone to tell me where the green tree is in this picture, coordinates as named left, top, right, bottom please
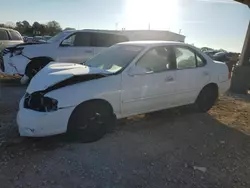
left=64, top=27, right=76, bottom=31
left=46, top=21, right=62, bottom=35
left=32, top=21, right=41, bottom=35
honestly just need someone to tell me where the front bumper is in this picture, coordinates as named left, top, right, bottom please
left=3, top=54, right=30, bottom=75
left=17, top=105, right=75, bottom=137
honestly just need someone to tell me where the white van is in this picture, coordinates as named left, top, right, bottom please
left=1, top=30, right=128, bottom=83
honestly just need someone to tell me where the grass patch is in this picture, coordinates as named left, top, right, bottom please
left=0, top=73, right=21, bottom=85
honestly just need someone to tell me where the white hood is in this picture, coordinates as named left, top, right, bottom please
left=27, top=62, right=111, bottom=93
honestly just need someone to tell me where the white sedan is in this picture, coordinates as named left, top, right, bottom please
left=17, top=41, right=231, bottom=142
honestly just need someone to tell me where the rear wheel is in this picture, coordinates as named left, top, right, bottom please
left=67, top=101, right=116, bottom=143
left=195, top=85, right=218, bottom=112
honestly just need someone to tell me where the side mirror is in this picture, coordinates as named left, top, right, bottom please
left=128, top=66, right=152, bottom=76
left=60, top=43, right=72, bottom=47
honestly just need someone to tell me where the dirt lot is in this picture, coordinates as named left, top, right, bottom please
left=0, top=85, right=250, bottom=188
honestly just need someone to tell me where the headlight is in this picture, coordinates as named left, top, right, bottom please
left=24, top=92, right=58, bottom=112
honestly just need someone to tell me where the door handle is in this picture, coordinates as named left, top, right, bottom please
left=165, top=76, right=174, bottom=82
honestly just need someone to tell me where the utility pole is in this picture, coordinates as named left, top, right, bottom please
left=230, top=21, right=250, bottom=94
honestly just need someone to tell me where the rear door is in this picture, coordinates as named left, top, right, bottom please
left=173, top=46, right=210, bottom=105
left=57, top=32, right=94, bottom=63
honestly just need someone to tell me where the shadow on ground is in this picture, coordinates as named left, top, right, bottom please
left=0, top=106, right=250, bottom=188
left=1, top=84, right=250, bottom=187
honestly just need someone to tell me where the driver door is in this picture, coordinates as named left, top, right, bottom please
left=121, top=46, right=177, bottom=116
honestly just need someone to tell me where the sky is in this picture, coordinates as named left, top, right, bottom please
left=0, top=0, right=249, bottom=52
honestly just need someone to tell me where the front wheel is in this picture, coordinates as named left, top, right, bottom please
left=24, top=59, right=51, bottom=83
left=195, top=85, right=218, bottom=112
left=67, top=101, right=116, bottom=143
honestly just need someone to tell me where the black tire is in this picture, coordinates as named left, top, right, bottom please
left=195, top=85, right=218, bottom=112
left=67, top=101, right=116, bottom=143
left=0, top=55, right=4, bottom=72
left=25, top=59, right=51, bottom=80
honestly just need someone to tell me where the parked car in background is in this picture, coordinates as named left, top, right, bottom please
left=0, top=28, right=23, bottom=71
left=43, top=35, right=52, bottom=41
left=0, top=28, right=23, bottom=52
left=212, top=52, right=231, bottom=62
left=1, top=30, right=129, bottom=83
left=22, top=36, right=28, bottom=41
left=203, top=50, right=218, bottom=58
left=32, top=36, right=43, bottom=43
left=24, top=37, right=34, bottom=43
left=17, top=41, right=231, bottom=142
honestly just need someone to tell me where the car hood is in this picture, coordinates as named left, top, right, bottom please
left=27, top=62, right=112, bottom=93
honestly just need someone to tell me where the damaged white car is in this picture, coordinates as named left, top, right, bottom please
left=1, top=30, right=128, bottom=84
left=17, top=41, right=231, bottom=142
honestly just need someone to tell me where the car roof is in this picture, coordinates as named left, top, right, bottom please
left=0, top=27, right=19, bottom=32
left=117, top=41, right=189, bottom=47
left=62, top=29, right=127, bottom=37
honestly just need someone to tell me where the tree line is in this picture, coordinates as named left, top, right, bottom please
left=0, top=20, right=76, bottom=36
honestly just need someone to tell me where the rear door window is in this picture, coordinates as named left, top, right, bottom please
left=174, top=47, right=206, bottom=69
left=9, top=30, right=22, bottom=40
left=0, top=29, right=9, bottom=40
left=92, top=33, right=128, bottom=47
left=73, top=32, right=91, bottom=46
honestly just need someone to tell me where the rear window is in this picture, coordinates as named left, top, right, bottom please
left=92, top=33, right=128, bottom=47
left=0, top=29, right=9, bottom=40
left=9, top=30, right=23, bottom=41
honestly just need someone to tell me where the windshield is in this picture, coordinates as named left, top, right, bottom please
left=84, top=44, right=144, bottom=73
left=47, top=31, right=71, bottom=43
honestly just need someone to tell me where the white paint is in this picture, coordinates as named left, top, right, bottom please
left=2, top=30, right=128, bottom=76
left=27, top=62, right=112, bottom=93
left=17, top=41, right=231, bottom=137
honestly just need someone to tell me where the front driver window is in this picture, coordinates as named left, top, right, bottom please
left=136, top=46, right=174, bottom=73
left=61, top=34, right=76, bottom=46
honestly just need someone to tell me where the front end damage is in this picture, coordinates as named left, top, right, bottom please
left=24, top=92, right=58, bottom=112
left=1, top=42, right=49, bottom=76
left=17, top=63, right=111, bottom=137
left=23, top=74, right=105, bottom=112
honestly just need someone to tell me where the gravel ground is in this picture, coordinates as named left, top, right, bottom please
left=0, top=85, right=250, bottom=188
left=0, top=84, right=25, bottom=144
